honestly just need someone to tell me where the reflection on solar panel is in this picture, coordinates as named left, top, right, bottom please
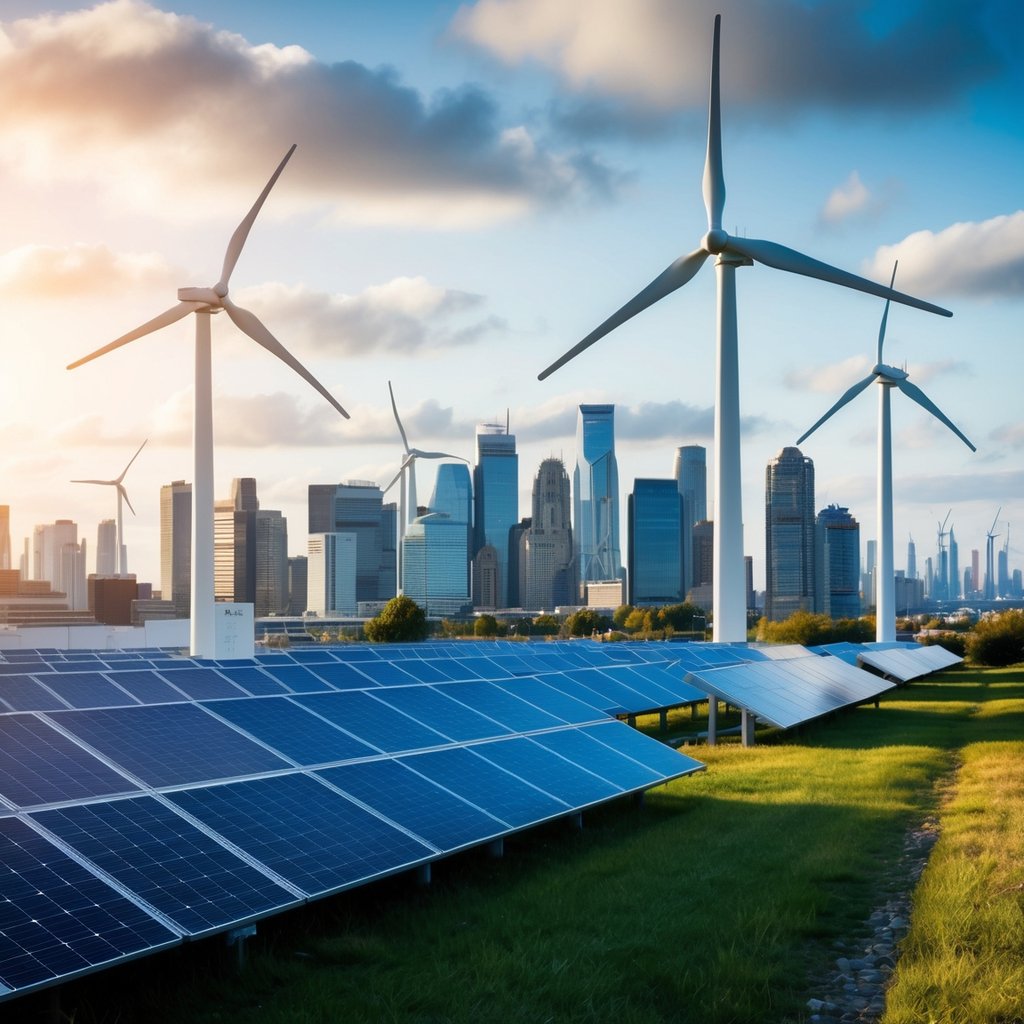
left=0, top=639, right=707, bottom=1004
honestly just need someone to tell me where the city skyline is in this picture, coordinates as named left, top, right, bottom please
left=1, top=1, right=1021, bottom=593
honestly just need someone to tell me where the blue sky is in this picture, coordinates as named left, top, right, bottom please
left=1, top=0, right=1021, bottom=593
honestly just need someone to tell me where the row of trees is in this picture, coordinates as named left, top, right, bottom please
left=314, top=596, right=1024, bottom=667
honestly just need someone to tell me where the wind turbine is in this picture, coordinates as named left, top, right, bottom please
left=537, top=15, right=952, bottom=642
left=935, top=509, right=952, bottom=602
left=798, top=264, right=974, bottom=641
left=67, top=145, right=348, bottom=658
left=985, top=508, right=1001, bottom=600
left=72, top=439, right=147, bottom=576
left=383, top=380, right=466, bottom=592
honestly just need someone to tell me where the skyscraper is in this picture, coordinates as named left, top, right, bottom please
left=574, top=405, right=621, bottom=596
left=160, top=481, right=192, bottom=619
left=32, top=519, right=86, bottom=606
left=815, top=504, right=860, bottom=620
left=628, top=479, right=684, bottom=607
left=254, top=510, right=288, bottom=617
left=907, top=535, right=917, bottom=580
left=521, top=458, right=575, bottom=611
left=765, top=447, right=816, bottom=621
left=402, top=513, right=472, bottom=616
left=689, top=519, right=714, bottom=609
left=430, top=463, right=472, bottom=601
left=971, top=549, right=981, bottom=596
left=287, top=556, right=308, bottom=616
left=307, top=533, right=357, bottom=615
left=0, top=505, right=10, bottom=571
left=473, top=422, right=518, bottom=608
left=948, top=528, right=960, bottom=601
left=308, top=481, right=396, bottom=604
left=672, top=445, right=704, bottom=593
left=96, top=519, right=117, bottom=576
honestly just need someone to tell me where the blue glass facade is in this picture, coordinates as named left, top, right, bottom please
left=402, top=513, right=472, bottom=617
left=765, top=447, right=816, bottom=621
left=573, top=405, right=621, bottom=596
left=473, top=425, right=518, bottom=608
left=430, top=463, right=472, bottom=598
left=814, top=504, right=860, bottom=620
left=628, top=479, right=684, bottom=606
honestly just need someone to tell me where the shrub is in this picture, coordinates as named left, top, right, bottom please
left=966, top=610, right=1024, bottom=666
left=474, top=614, right=499, bottom=637
left=364, top=595, right=429, bottom=643
left=918, top=632, right=967, bottom=658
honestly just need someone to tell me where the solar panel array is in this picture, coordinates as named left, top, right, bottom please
left=812, top=640, right=963, bottom=682
left=0, top=641, right=706, bottom=1002
left=681, top=647, right=898, bottom=730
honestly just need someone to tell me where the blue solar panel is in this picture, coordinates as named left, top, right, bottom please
left=168, top=773, right=434, bottom=897
left=0, top=662, right=50, bottom=676
left=154, top=667, right=243, bottom=700
left=352, top=661, right=423, bottom=687
left=0, top=817, right=177, bottom=995
left=0, top=715, right=139, bottom=808
left=494, top=678, right=605, bottom=725
left=260, top=664, right=334, bottom=692
left=293, top=692, right=448, bottom=754
left=531, top=729, right=661, bottom=790
left=329, top=647, right=380, bottom=662
left=216, top=666, right=289, bottom=696
left=104, top=670, right=184, bottom=705
left=203, top=698, right=378, bottom=765
left=382, top=659, right=453, bottom=684
left=454, top=657, right=514, bottom=680
left=420, top=657, right=482, bottom=680
left=285, top=649, right=339, bottom=664
left=308, top=661, right=378, bottom=689
left=37, top=672, right=137, bottom=710
left=584, top=721, right=705, bottom=778
left=34, top=797, right=296, bottom=936
left=439, top=681, right=564, bottom=732
left=471, top=737, right=622, bottom=807
left=318, top=760, right=506, bottom=852
left=370, top=686, right=512, bottom=742
left=401, top=746, right=569, bottom=828
left=0, top=675, right=69, bottom=712
left=50, top=705, right=290, bottom=788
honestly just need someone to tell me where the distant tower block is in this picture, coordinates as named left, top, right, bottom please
left=574, top=405, right=621, bottom=599
left=765, top=447, right=815, bottom=622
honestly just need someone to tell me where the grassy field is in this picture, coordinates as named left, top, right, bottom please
left=44, top=666, right=1024, bottom=1024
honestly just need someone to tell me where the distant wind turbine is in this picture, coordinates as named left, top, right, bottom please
left=68, top=146, right=348, bottom=657
left=985, top=508, right=1001, bottom=600
left=537, top=15, right=952, bottom=642
left=798, top=263, right=974, bottom=641
left=72, top=439, right=147, bottom=576
left=384, top=380, right=466, bottom=592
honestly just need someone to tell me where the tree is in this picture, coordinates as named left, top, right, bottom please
left=531, top=614, right=561, bottom=636
left=624, top=608, right=647, bottom=633
left=474, top=614, right=499, bottom=637
left=756, top=610, right=873, bottom=646
left=563, top=608, right=610, bottom=637
left=364, top=595, right=429, bottom=643
left=658, top=602, right=705, bottom=631
left=612, top=604, right=634, bottom=629
left=967, top=610, right=1024, bottom=666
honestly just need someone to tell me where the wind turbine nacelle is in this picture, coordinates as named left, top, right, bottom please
left=874, top=363, right=909, bottom=381
left=178, top=286, right=222, bottom=306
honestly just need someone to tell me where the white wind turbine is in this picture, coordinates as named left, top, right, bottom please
left=798, top=263, right=974, bottom=642
left=72, top=439, right=148, bottom=576
left=538, top=14, right=952, bottom=642
left=384, top=380, right=466, bottom=592
left=68, top=145, right=349, bottom=658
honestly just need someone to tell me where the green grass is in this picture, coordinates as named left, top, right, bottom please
left=44, top=668, right=1024, bottom=1024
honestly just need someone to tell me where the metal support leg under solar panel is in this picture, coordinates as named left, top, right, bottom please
left=707, top=698, right=718, bottom=746
left=741, top=709, right=756, bottom=747
left=226, top=925, right=257, bottom=969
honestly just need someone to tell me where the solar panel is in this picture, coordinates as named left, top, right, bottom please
left=531, top=728, right=662, bottom=790
left=153, top=667, right=244, bottom=700
left=216, top=666, right=289, bottom=696
left=33, top=797, right=297, bottom=936
left=0, top=675, right=69, bottom=712
left=167, top=773, right=434, bottom=898
left=259, top=663, right=334, bottom=693
left=49, top=704, right=291, bottom=788
left=370, top=685, right=513, bottom=742
left=307, top=661, right=379, bottom=690
left=0, top=817, right=177, bottom=996
left=439, top=681, right=564, bottom=732
left=203, top=697, right=378, bottom=765
left=104, top=670, right=186, bottom=705
left=317, top=759, right=506, bottom=853
left=0, top=715, right=139, bottom=808
left=400, top=746, right=570, bottom=829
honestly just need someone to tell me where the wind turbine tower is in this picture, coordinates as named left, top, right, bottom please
left=798, top=266, right=973, bottom=641
left=538, top=17, right=951, bottom=642
left=984, top=508, right=1001, bottom=601
left=935, top=510, right=951, bottom=603
left=72, top=439, right=147, bottom=576
left=68, top=146, right=348, bottom=658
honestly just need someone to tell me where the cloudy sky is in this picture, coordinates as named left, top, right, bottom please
left=1, top=0, right=1021, bottom=594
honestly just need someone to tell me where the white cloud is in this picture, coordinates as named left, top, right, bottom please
left=820, top=171, right=870, bottom=225
left=0, top=0, right=610, bottom=227
left=865, top=211, right=1024, bottom=299
left=0, top=244, right=173, bottom=297
left=784, top=355, right=872, bottom=393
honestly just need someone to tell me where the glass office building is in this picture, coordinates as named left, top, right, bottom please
left=473, top=424, right=518, bottom=608
left=814, top=504, right=860, bottom=620
left=765, top=447, right=816, bottom=621
left=628, top=479, right=684, bottom=606
left=573, top=405, right=621, bottom=596
left=403, top=513, right=472, bottom=617
left=430, top=463, right=472, bottom=599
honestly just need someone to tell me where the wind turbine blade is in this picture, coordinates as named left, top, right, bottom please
left=876, top=261, right=898, bottom=364
left=896, top=379, right=976, bottom=452
left=724, top=237, right=952, bottom=318
left=71, top=479, right=111, bottom=486
left=116, top=438, right=148, bottom=483
left=702, top=14, right=725, bottom=231
left=388, top=380, right=411, bottom=453
left=796, top=373, right=876, bottom=445
left=384, top=455, right=415, bottom=494
left=216, top=145, right=296, bottom=294
left=118, top=483, right=136, bottom=517
left=222, top=298, right=350, bottom=418
left=538, top=248, right=709, bottom=380
left=409, top=448, right=467, bottom=462
left=67, top=302, right=202, bottom=370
